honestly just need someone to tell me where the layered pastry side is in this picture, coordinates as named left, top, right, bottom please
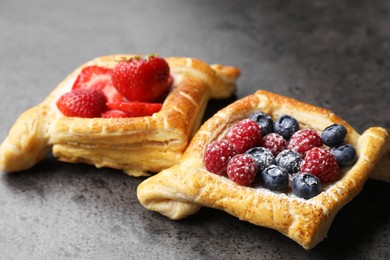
left=0, top=55, right=240, bottom=176
left=137, top=89, right=389, bottom=249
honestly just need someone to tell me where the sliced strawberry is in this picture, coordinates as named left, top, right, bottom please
left=56, top=89, right=107, bottom=118
left=101, top=110, right=129, bottom=118
left=106, top=102, right=162, bottom=117
left=72, top=65, right=125, bottom=103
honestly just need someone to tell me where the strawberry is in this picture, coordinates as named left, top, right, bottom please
left=101, top=110, right=129, bottom=118
left=111, top=56, right=170, bottom=102
left=72, top=65, right=125, bottom=103
left=56, top=89, right=107, bottom=118
left=106, top=102, right=162, bottom=117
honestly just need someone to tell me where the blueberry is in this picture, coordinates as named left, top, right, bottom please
left=292, top=173, right=322, bottom=199
left=245, top=147, right=275, bottom=174
left=274, top=115, right=299, bottom=140
left=248, top=111, right=274, bottom=136
left=261, top=165, right=289, bottom=191
left=331, top=144, right=357, bottom=167
left=321, top=124, right=347, bottom=147
left=275, top=149, right=302, bottom=174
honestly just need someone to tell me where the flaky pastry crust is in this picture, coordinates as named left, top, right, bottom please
left=0, top=55, right=240, bottom=176
left=137, top=90, right=389, bottom=249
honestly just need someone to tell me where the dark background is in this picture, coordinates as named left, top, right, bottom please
left=0, top=0, right=389, bottom=259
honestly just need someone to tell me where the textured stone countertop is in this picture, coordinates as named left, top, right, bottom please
left=0, top=0, right=389, bottom=259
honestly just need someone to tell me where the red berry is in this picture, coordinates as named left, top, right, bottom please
left=259, top=133, right=287, bottom=156
left=106, top=102, right=162, bottom=117
left=56, top=89, right=107, bottom=118
left=301, top=147, right=339, bottom=183
left=101, top=110, right=129, bottom=118
left=111, top=56, right=170, bottom=102
left=288, top=129, right=323, bottom=155
left=227, top=154, right=257, bottom=186
left=72, top=65, right=125, bottom=103
left=225, top=119, right=262, bottom=153
left=204, top=139, right=238, bottom=175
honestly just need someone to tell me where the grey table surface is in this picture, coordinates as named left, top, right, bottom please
left=1, top=0, right=389, bottom=259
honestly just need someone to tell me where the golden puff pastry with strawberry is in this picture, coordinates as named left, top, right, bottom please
left=0, top=54, right=240, bottom=176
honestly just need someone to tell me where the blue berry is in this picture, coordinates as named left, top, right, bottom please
left=292, top=173, right=322, bottom=199
left=274, top=115, right=299, bottom=140
left=321, top=124, right=347, bottom=147
left=245, top=147, right=275, bottom=173
left=261, top=165, right=289, bottom=191
left=331, top=144, right=357, bottom=167
left=275, top=149, right=302, bottom=174
left=248, top=111, right=274, bottom=136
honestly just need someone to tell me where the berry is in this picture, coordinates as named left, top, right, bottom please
left=331, top=144, right=357, bottom=167
left=227, top=154, right=257, bottom=186
left=276, top=149, right=302, bottom=175
left=204, top=139, right=238, bottom=175
left=72, top=65, right=125, bottom=103
left=301, top=147, right=339, bottom=183
left=56, top=89, right=107, bottom=118
left=101, top=110, right=129, bottom=118
left=288, top=129, right=323, bottom=155
left=244, top=147, right=275, bottom=173
left=259, top=133, right=287, bottom=156
left=321, top=124, right=347, bottom=147
left=111, top=56, right=170, bottom=102
left=260, top=165, right=289, bottom=191
left=106, top=102, right=162, bottom=117
left=274, top=115, right=299, bottom=140
left=248, top=111, right=274, bottom=136
left=225, top=119, right=262, bottom=153
left=292, top=173, right=322, bottom=199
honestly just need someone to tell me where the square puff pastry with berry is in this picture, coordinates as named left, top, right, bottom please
left=0, top=55, right=240, bottom=176
left=137, top=89, right=389, bottom=249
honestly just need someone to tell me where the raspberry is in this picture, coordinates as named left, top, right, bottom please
left=227, top=154, right=257, bottom=186
left=259, top=133, right=287, bottom=156
left=288, top=129, right=323, bottom=155
left=225, top=119, right=262, bottom=153
left=56, top=89, right=107, bottom=118
left=204, top=139, right=238, bottom=175
left=301, top=147, right=339, bottom=183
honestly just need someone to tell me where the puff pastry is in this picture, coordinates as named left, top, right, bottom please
left=0, top=55, right=240, bottom=176
left=137, top=89, right=389, bottom=249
